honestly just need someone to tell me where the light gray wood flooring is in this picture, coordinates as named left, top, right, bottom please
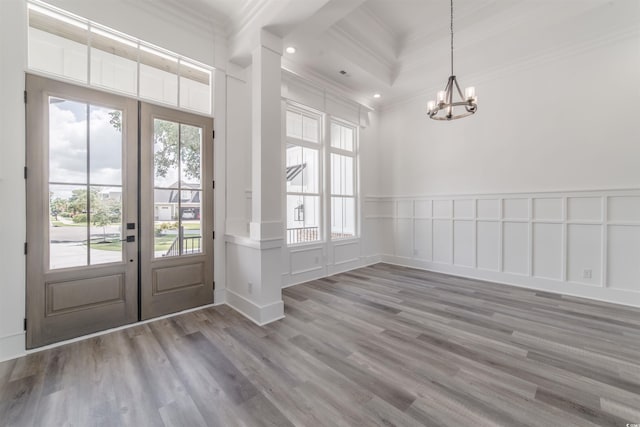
left=2, top=263, right=640, bottom=426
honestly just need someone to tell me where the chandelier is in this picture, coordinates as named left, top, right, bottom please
left=427, top=0, right=477, bottom=121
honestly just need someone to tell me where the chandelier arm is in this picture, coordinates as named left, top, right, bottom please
left=453, top=76, right=465, bottom=100
left=444, top=77, right=452, bottom=96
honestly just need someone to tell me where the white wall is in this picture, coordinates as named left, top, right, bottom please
left=225, top=68, right=252, bottom=237
left=375, top=11, right=640, bottom=306
left=0, top=0, right=28, bottom=362
left=378, top=34, right=640, bottom=196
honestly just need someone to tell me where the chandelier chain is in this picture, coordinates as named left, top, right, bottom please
left=450, top=0, right=454, bottom=76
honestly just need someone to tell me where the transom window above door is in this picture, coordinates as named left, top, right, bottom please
left=27, top=0, right=213, bottom=115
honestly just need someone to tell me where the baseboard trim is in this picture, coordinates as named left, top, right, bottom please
left=0, top=332, right=26, bottom=363
left=213, top=288, right=226, bottom=305
left=282, top=255, right=383, bottom=289
left=0, top=303, right=216, bottom=364
left=381, top=255, right=640, bottom=308
left=225, top=289, right=284, bottom=326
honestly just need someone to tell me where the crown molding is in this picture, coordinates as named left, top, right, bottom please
left=227, top=0, right=272, bottom=40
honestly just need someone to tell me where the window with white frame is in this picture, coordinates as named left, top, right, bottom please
left=27, top=1, right=212, bottom=114
left=285, top=105, right=358, bottom=245
left=330, top=121, right=357, bottom=239
left=285, top=108, right=322, bottom=244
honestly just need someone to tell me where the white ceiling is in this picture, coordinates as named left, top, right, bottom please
left=169, top=0, right=637, bottom=107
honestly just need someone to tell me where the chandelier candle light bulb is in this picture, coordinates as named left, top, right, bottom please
left=464, top=86, right=475, bottom=101
left=427, top=0, right=478, bottom=121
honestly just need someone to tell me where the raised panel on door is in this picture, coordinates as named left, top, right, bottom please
left=140, top=102, right=214, bottom=319
left=26, top=74, right=138, bottom=348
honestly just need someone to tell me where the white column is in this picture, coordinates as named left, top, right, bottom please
left=224, top=30, right=284, bottom=324
left=250, top=30, right=283, bottom=242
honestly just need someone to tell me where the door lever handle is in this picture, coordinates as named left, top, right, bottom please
left=120, top=236, right=136, bottom=242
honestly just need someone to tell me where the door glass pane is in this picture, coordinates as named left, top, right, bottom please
left=153, top=119, right=179, bottom=188
left=49, top=98, right=126, bottom=269
left=49, top=97, right=87, bottom=184
left=90, top=105, right=123, bottom=185
left=154, top=189, right=179, bottom=257
left=180, top=124, right=202, bottom=188
left=89, top=185, right=123, bottom=264
left=181, top=190, right=202, bottom=255
left=154, top=120, right=204, bottom=258
left=49, top=184, right=88, bottom=269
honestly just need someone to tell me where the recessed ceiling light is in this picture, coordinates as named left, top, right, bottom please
left=285, top=46, right=296, bottom=54
left=373, top=93, right=381, bottom=99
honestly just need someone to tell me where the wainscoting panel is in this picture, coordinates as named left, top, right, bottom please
left=395, top=219, right=414, bottom=259
left=568, top=196, right=601, bottom=221
left=414, top=219, right=432, bottom=261
left=532, top=223, right=562, bottom=280
left=607, top=225, right=640, bottom=291
left=370, top=188, right=640, bottom=307
left=503, top=222, right=529, bottom=275
left=567, top=224, right=602, bottom=286
left=533, top=198, right=563, bottom=221
left=477, top=221, right=500, bottom=271
left=433, top=219, right=452, bottom=264
left=453, top=220, right=474, bottom=267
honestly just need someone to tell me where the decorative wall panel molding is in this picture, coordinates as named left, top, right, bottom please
left=365, top=189, right=640, bottom=307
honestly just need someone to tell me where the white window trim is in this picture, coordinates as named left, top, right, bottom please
left=284, top=102, right=359, bottom=246
left=327, top=118, right=358, bottom=241
left=285, top=104, right=324, bottom=246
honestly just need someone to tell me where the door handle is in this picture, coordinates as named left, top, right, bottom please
left=127, top=223, right=136, bottom=230
left=120, top=236, right=136, bottom=242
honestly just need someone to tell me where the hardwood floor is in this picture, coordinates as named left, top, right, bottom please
left=2, top=263, right=640, bottom=426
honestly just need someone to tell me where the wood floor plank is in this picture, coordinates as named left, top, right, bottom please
left=2, top=263, right=640, bottom=426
